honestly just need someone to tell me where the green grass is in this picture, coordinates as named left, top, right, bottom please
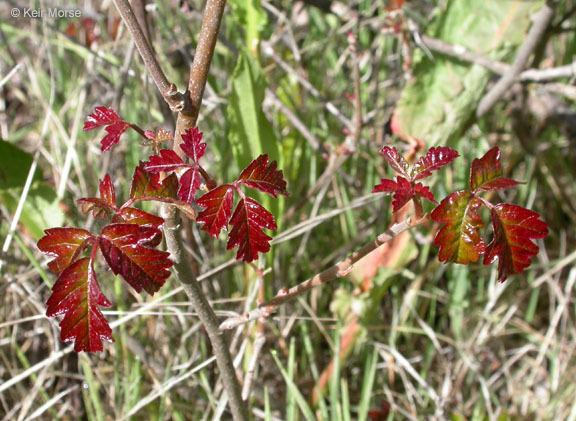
left=1, top=0, right=576, bottom=420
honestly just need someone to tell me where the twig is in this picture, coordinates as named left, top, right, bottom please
left=220, top=215, right=428, bottom=330
left=115, top=0, right=248, bottom=419
left=476, top=2, right=557, bottom=117
left=112, top=0, right=186, bottom=111
left=421, top=35, right=576, bottom=82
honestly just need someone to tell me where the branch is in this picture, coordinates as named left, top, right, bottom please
left=421, top=35, right=576, bottom=83
left=115, top=0, right=247, bottom=419
left=219, top=215, right=428, bottom=330
left=476, top=1, right=557, bottom=117
left=112, top=0, right=186, bottom=111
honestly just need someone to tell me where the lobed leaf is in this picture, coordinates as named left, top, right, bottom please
left=144, top=150, right=184, bottom=173
left=411, top=147, right=459, bottom=181
left=372, top=176, right=414, bottom=212
left=470, top=147, right=521, bottom=192
left=77, top=174, right=118, bottom=219
left=431, top=191, right=486, bottom=264
left=484, top=204, right=548, bottom=282
left=197, top=185, right=235, bottom=237
left=130, top=164, right=179, bottom=200
left=99, top=224, right=172, bottom=295
left=46, top=257, right=113, bottom=352
left=236, top=154, right=289, bottom=198
left=379, top=146, right=409, bottom=177
left=37, top=228, right=93, bottom=275
left=180, top=127, right=206, bottom=163
left=226, top=197, right=277, bottom=262
left=83, top=106, right=122, bottom=130
left=178, top=168, right=203, bottom=203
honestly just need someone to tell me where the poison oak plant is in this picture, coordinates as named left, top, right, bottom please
left=37, top=116, right=547, bottom=352
left=33, top=1, right=549, bottom=419
left=37, top=106, right=288, bottom=352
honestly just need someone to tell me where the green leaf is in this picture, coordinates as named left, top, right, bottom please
left=393, top=0, right=544, bottom=146
left=0, top=140, right=40, bottom=189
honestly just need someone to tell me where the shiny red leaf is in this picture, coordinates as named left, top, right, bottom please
left=130, top=164, right=179, bottom=199
left=37, top=228, right=93, bottom=275
left=180, top=127, right=206, bottom=163
left=484, top=204, right=548, bottom=282
left=431, top=191, right=486, bottom=264
left=83, top=106, right=122, bottom=130
left=197, top=185, right=235, bottom=237
left=413, top=182, right=437, bottom=204
left=178, top=168, right=203, bottom=203
left=226, top=197, right=277, bottom=262
left=411, top=147, right=459, bottom=181
left=236, top=154, right=289, bottom=198
left=99, top=224, right=172, bottom=295
left=379, top=146, right=409, bottom=177
left=83, top=106, right=131, bottom=152
left=77, top=174, right=118, bottom=219
left=113, top=207, right=164, bottom=228
left=144, top=149, right=184, bottom=173
left=470, top=147, right=521, bottom=192
left=372, top=176, right=413, bottom=212
left=46, top=257, right=113, bottom=352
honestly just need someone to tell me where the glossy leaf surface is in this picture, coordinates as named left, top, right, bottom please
left=237, top=154, right=289, bottom=198
left=226, top=197, right=277, bottom=262
left=411, top=147, right=459, bottom=180
left=37, top=228, right=93, bottom=275
left=372, top=176, right=436, bottom=212
left=46, top=258, right=113, bottom=352
left=99, top=224, right=172, bottom=295
left=379, top=146, right=409, bottom=177
left=83, top=106, right=131, bottom=152
left=77, top=174, right=118, bottom=219
left=470, top=147, right=520, bottom=192
left=431, top=191, right=486, bottom=264
left=484, top=204, right=548, bottom=282
left=197, top=185, right=235, bottom=237
left=130, top=164, right=179, bottom=200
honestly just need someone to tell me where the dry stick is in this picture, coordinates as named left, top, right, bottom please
left=421, top=35, right=576, bottom=83
left=112, top=0, right=186, bottom=112
left=476, top=1, right=557, bottom=117
left=220, top=215, right=427, bottom=330
left=114, top=1, right=247, bottom=420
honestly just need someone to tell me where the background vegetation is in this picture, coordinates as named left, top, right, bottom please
left=1, top=0, right=575, bottom=419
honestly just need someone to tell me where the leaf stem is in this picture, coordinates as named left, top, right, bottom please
left=219, top=214, right=428, bottom=330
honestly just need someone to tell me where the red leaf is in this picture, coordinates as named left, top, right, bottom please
left=144, top=150, right=184, bottom=173
left=226, top=197, right=277, bottom=262
left=372, top=176, right=413, bottom=212
left=129, top=165, right=196, bottom=219
left=113, top=207, right=164, bottom=228
left=180, top=127, right=206, bottom=163
left=130, top=164, right=179, bottom=199
left=413, top=182, right=437, bottom=204
left=37, top=228, right=93, bottom=275
left=470, top=147, right=521, bottom=192
left=197, top=185, right=235, bottom=237
left=99, top=174, right=116, bottom=207
left=236, top=154, right=289, bottom=198
left=484, top=204, right=548, bottom=282
left=431, top=191, right=486, bottom=264
left=178, top=168, right=203, bottom=203
left=379, top=146, right=409, bottom=177
left=84, top=107, right=131, bottom=152
left=411, top=147, right=459, bottom=181
left=99, top=224, right=172, bottom=295
left=101, top=121, right=131, bottom=152
left=46, top=257, right=113, bottom=352
left=77, top=174, right=118, bottom=219
left=83, top=106, right=122, bottom=130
